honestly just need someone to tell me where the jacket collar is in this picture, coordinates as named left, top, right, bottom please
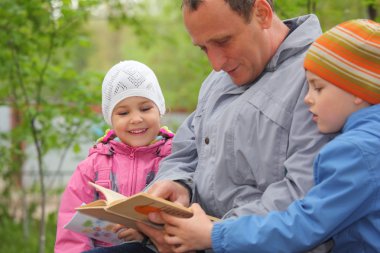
left=343, top=104, right=380, bottom=134
left=266, top=14, right=322, bottom=72
left=90, top=138, right=166, bottom=156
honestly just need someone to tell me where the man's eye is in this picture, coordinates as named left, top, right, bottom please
left=199, top=46, right=207, bottom=53
left=216, top=39, right=228, bottom=46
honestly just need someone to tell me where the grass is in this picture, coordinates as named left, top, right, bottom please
left=0, top=211, right=57, bottom=253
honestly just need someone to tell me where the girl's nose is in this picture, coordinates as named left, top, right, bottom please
left=129, top=112, right=143, bottom=123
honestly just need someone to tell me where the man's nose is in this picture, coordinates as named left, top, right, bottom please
left=207, top=48, right=226, bottom=72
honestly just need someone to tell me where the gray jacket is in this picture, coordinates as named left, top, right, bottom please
left=156, top=14, right=331, bottom=219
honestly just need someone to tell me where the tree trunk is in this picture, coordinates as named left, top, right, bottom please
left=307, top=0, right=317, bottom=13
left=367, top=3, right=378, bottom=20
left=11, top=107, right=29, bottom=239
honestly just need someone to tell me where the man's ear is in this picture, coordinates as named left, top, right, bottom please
left=253, top=0, right=273, bottom=28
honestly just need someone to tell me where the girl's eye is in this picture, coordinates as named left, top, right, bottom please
left=117, top=111, right=128, bottom=115
left=313, top=86, right=322, bottom=92
left=141, top=107, right=152, bottom=112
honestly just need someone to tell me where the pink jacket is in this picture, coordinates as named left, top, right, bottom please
left=55, top=136, right=172, bottom=253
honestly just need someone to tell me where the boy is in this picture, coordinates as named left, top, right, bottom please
left=160, top=19, right=380, bottom=253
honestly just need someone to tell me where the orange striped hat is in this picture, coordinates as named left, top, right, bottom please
left=304, top=19, right=380, bottom=104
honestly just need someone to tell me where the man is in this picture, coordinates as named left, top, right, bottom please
left=86, top=1, right=332, bottom=252
left=141, top=0, right=333, bottom=252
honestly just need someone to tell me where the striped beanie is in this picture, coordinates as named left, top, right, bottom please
left=304, top=19, right=380, bottom=104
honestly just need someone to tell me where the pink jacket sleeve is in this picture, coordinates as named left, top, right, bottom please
left=54, top=158, right=97, bottom=253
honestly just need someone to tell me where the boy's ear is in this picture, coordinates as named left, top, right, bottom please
left=353, top=97, right=365, bottom=105
left=253, top=0, right=273, bottom=28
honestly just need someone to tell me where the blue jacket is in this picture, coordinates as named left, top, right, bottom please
left=212, top=104, right=380, bottom=253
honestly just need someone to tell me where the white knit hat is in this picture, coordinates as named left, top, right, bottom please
left=102, top=60, right=166, bottom=126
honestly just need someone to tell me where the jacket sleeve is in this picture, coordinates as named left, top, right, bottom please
left=54, top=158, right=97, bottom=253
left=212, top=140, right=375, bottom=253
left=152, top=112, right=198, bottom=188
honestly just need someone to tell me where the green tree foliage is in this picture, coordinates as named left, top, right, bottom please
left=0, top=1, right=103, bottom=252
left=274, top=0, right=379, bottom=29
left=0, top=1, right=378, bottom=252
left=88, top=0, right=379, bottom=112
left=85, top=0, right=212, bottom=112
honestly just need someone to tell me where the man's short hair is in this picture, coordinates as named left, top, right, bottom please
left=182, top=0, right=274, bottom=22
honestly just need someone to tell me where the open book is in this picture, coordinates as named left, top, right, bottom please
left=76, top=182, right=219, bottom=230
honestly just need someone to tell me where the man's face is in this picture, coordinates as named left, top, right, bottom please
left=183, top=0, right=270, bottom=86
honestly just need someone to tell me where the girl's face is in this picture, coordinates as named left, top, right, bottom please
left=304, top=71, right=360, bottom=134
left=111, top=96, right=160, bottom=147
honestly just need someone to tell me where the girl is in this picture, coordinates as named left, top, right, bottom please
left=55, top=60, right=174, bottom=253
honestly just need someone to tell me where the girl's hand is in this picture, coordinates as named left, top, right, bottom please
left=161, top=203, right=213, bottom=253
left=113, top=224, right=144, bottom=242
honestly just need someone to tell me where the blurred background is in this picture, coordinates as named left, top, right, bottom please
left=0, top=0, right=378, bottom=252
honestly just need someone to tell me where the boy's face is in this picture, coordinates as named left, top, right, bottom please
left=304, top=71, right=359, bottom=134
left=111, top=96, right=160, bottom=147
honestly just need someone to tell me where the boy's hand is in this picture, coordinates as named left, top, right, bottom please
left=136, top=219, right=175, bottom=253
left=113, top=224, right=144, bottom=242
left=134, top=179, right=193, bottom=253
left=161, top=203, right=213, bottom=253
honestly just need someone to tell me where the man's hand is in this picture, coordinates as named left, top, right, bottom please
left=147, top=180, right=191, bottom=207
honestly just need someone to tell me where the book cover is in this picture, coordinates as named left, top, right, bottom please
left=64, top=211, right=124, bottom=245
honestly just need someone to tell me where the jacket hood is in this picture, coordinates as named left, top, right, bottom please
left=89, top=137, right=171, bottom=157
left=267, top=14, right=322, bottom=71
left=343, top=104, right=380, bottom=138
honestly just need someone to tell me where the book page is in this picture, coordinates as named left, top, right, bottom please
left=88, top=182, right=127, bottom=204
left=64, top=211, right=124, bottom=245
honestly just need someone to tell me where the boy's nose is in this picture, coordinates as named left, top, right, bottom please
left=304, top=93, right=313, bottom=105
